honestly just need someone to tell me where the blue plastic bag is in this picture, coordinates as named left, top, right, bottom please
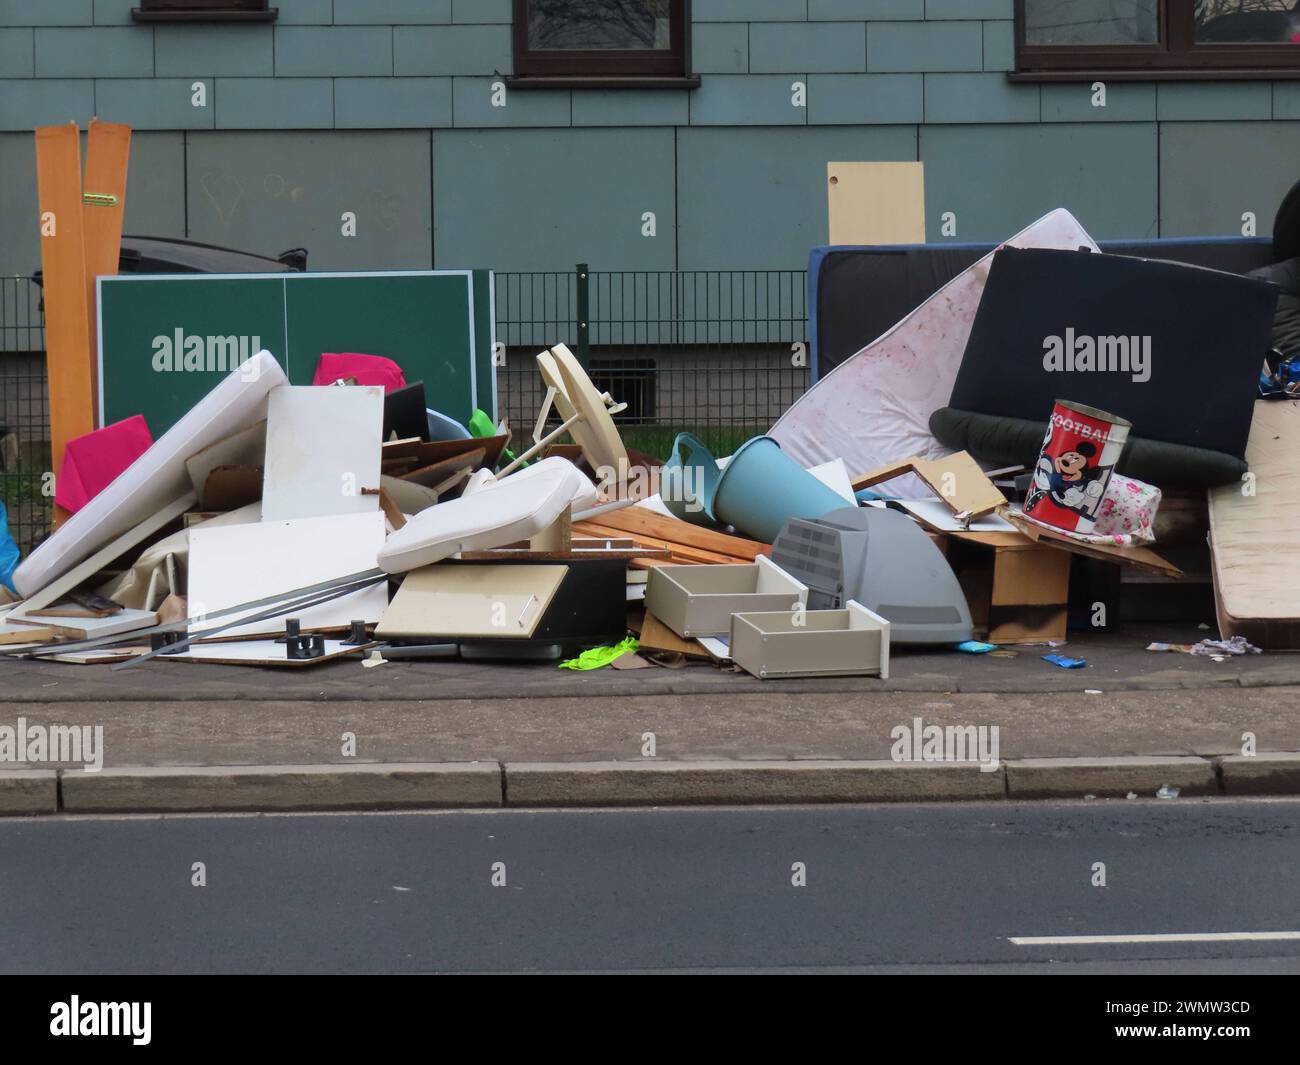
left=0, top=501, right=18, bottom=595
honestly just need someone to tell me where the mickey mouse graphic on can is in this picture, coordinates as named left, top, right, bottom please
left=1022, top=401, right=1131, bottom=535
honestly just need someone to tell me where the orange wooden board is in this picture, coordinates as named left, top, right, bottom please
left=36, top=123, right=95, bottom=477
left=83, top=120, right=131, bottom=413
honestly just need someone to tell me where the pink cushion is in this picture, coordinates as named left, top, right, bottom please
left=312, top=352, right=407, bottom=393
left=55, top=415, right=154, bottom=514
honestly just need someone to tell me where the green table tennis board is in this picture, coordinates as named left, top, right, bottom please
left=97, top=270, right=487, bottom=436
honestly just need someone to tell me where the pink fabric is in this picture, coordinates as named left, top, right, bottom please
left=55, top=415, right=153, bottom=514
left=312, top=352, right=407, bottom=393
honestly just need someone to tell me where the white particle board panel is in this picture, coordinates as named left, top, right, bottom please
left=187, top=511, right=387, bottom=638
left=261, top=385, right=383, bottom=522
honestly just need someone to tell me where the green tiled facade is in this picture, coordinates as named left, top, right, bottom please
left=0, top=0, right=1296, bottom=276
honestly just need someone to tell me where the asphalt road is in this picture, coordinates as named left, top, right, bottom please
left=1, top=800, right=1297, bottom=974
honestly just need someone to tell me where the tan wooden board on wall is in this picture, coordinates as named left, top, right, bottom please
left=827, top=162, right=926, bottom=246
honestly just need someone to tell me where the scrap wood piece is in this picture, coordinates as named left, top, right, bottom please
left=201, top=465, right=263, bottom=512
left=1002, top=511, right=1182, bottom=578
left=634, top=610, right=712, bottom=660
left=1209, top=400, right=1300, bottom=648
left=400, top=448, right=486, bottom=489
left=185, top=420, right=267, bottom=503
left=573, top=521, right=747, bottom=566
left=575, top=505, right=770, bottom=560
left=0, top=622, right=58, bottom=646
left=28, top=591, right=124, bottom=619
left=29, top=607, right=158, bottom=641
left=380, top=474, right=438, bottom=515
left=362, top=486, right=407, bottom=531
left=383, top=434, right=510, bottom=474
left=461, top=544, right=672, bottom=562
left=851, top=451, right=1006, bottom=520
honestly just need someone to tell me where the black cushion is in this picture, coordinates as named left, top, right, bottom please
left=930, top=407, right=1247, bottom=488
left=948, top=247, right=1277, bottom=462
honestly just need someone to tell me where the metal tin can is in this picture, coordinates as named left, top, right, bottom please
left=1023, top=400, right=1131, bottom=534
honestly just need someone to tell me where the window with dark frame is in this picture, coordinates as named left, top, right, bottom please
left=1014, top=0, right=1300, bottom=79
left=511, top=0, right=696, bottom=86
left=133, top=0, right=277, bottom=22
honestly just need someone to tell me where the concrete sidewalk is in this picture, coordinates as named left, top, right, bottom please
left=3, top=622, right=1299, bottom=813
left=2, top=684, right=1299, bottom=814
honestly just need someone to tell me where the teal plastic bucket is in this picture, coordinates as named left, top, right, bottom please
left=660, top=432, right=722, bottom=526
left=712, top=436, right=850, bottom=543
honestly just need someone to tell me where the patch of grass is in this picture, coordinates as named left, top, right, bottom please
left=620, top=425, right=768, bottom=461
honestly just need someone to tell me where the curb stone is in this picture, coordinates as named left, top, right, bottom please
left=1219, top=752, right=1300, bottom=795
left=503, top=759, right=1007, bottom=806
left=4, top=755, right=1300, bottom=816
left=0, top=769, right=59, bottom=815
left=59, top=762, right=502, bottom=813
left=1005, top=755, right=1220, bottom=799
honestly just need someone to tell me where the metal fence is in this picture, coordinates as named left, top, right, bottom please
left=0, top=267, right=811, bottom=554
left=0, top=277, right=50, bottom=555
left=494, top=265, right=810, bottom=460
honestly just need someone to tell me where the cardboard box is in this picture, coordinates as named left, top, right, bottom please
left=730, top=602, right=890, bottom=680
left=645, top=557, right=807, bottom=638
left=942, top=531, right=1071, bottom=644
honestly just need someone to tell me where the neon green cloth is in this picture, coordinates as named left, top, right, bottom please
left=559, top=637, right=639, bottom=671
left=468, top=408, right=520, bottom=468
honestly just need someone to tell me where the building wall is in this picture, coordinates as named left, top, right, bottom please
left=0, top=0, right=1297, bottom=279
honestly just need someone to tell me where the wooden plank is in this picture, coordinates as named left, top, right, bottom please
left=574, top=522, right=746, bottom=566
left=400, top=448, right=486, bottom=490
left=35, top=123, right=95, bottom=479
left=83, top=120, right=131, bottom=411
left=1003, top=512, right=1182, bottom=578
left=575, top=506, right=769, bottom=560
left=460, top=547, right=671, bottom=562
left=1209, top=401, right=1300, bottom=647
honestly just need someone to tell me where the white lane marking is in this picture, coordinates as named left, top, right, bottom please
left=1011, top=931, right=1300, bottom=946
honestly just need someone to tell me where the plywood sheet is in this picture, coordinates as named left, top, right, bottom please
left=827, top=162, right=925, bottom=246
left=1210, top=401, right=1300, bottom=647
left=377, top=563, right=568, bottom=640
left=262, top=386, right=383, bottom=521
left=187, top=511, right=388, bottom=638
